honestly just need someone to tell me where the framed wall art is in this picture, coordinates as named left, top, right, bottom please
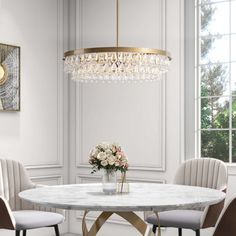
left=0, top=43, right=20, bottom=111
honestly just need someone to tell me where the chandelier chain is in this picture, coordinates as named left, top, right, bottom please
left=116, top=0, right=119, bottom=47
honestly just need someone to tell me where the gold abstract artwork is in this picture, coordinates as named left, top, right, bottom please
left=0, top=43, right=20, bottom=111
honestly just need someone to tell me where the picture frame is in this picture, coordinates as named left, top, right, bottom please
left=0, top=43, right=20, bottom=111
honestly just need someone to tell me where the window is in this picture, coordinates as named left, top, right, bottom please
left=196, top=0, right=236, bottom=162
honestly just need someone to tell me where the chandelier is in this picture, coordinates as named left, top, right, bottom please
left=64, top=0, right=172, bottom=82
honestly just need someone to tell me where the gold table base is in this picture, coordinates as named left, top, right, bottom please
left=82, top=210, right=161, bottom=236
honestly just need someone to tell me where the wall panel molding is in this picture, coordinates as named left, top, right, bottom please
left=75, top=0, right=167, bottom=173
left=76, top=174, right=166, bottom=184
left=68, top=0, right=185, bottom=235
left=25, top=0, right=65, bottom=169
left=75, top=174, right=165, bottom=225
left=30, top=175, right=63, bottom=185
left=179, top=0, right=185, bottom=164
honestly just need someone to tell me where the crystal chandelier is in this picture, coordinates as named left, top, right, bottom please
left=64, top=0, right=172, bottom=82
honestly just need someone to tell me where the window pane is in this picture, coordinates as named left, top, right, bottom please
left=231, top=63, right=236, bottom=94
left=231, top=34, right=236, bottom=62
left=201, top=97, right=229, bottom=129
left=231, top=1, right=236, bottom=34
left=201, top=130, right=229, bottom=162
left=200, top=64, right=229, bottom=96
left=200, top=35, right=229, bottom=64
left=198, top=0, right=233, bottom=163
left=232, top=97, right=236, bottom=128
left=200, top=2, right=229, bottom=36
left=232, top=130, right=236, bottom=162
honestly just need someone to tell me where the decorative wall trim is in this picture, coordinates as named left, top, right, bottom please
left=159, top=0, right=167, bottom=172
left=184, top=0, right=195, bottom=161
left=76, top=174, right=101, bottom=183
left=75, top=164, right=166, bottom=172
left=75, top=174, right=166, bottom=225
left=75, top=174, right=166, bottom=184
left=26, top=164, right=63, bottom=170
left=75, top=0, right=167, bottom=172
left=226, top=165, right=236, bottom=176
left=179, top=0, right=185, bottom=164
left=30, top=175, right=63, bottom=185
left=25, top=0, right=65, bottom=169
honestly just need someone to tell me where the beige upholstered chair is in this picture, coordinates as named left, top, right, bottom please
left=0, top=159, right=64, bottom=236
left=145, top=158, right=228, bottom=236
left=213, top=195, right=236, bottom=236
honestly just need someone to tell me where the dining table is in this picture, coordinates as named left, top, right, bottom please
left=19, top=183, right=226, bottom=236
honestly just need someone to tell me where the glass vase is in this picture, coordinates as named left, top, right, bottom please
left=102, top=169, right=117, bottom=194
left=117, top=171, right=129, bottom=194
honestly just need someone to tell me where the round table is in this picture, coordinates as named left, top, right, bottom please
left=19, top=183, right=225, bottom=236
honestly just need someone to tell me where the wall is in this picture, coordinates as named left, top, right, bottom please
left=1, top=1, right=233, bottom=236
left=69, top=0, right=185, bottom=235
left=0, top=0, right=69, bottom=235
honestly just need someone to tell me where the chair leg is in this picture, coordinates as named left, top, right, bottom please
left=54, top=225, right=60, bottom=236
left=15, top=230, right=21, bottom=236
left=152, top=225, right=157, bottom=234
left=23, top=230, right=27, bottom=236
left=195, top=229, right=200, bottom=236
left=178, top=228, right=182, bottom=236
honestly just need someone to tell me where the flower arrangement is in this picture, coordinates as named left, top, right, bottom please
left=89, top=142, right=128, bottom=174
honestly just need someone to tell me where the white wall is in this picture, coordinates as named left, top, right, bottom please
left=0, top=0, right=69, bottom=235
left=69, top=0, right=185, bottom=235
left=1, top=1, right=235, bottom=236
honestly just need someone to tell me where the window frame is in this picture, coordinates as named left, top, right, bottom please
left=185, top=0, right=236, bottom=164
left=185, top=0, right=198, bottom=160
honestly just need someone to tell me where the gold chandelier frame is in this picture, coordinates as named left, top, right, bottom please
left=64, top=47, right=171, bottom=59
left=63, top=0, right=172, bottom=81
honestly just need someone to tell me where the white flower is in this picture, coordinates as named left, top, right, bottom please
left=101, top=160, right=108, bottom=166
left=97, top=152, right=107, bottom=160
left=91, top=148, right=99, bottom=156
left=111, top=143, right=119, bottom=152
left=115, top=161, right=120, bottom=166
left=105, top=149, right=112, bottom=156
left=107, top=156, right=115, bottom=165
left=89, top=142, right=128, bottom=172
left=121, top=157, right=128, bottom=164
left=100, top=142, right=109, bottom=149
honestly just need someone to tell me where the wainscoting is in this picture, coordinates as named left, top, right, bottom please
left=0, top=0, right=69, bottom=235
left=0, top=0, right=186, bottom=235
left=68, top=0, right=184, bottom=235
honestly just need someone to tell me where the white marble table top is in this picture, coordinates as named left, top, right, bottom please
left=19, top=183, right=225, bottom=212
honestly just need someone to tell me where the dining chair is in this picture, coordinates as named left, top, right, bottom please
left=213, top=195, right=236, bottom=236
left=145, top=158, right=228, bottom=236
left=0, top=159, right=64, bottom=236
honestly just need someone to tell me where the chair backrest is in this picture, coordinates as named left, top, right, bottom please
left=213, top=196, right=236, bottom=236
left=0, top=196, right=16, bottom=230
left=174, top=158, right=228, bottom=228
left=174, top=158, right=227, bottom=190
left=0, top=159, right=34, bottom=210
